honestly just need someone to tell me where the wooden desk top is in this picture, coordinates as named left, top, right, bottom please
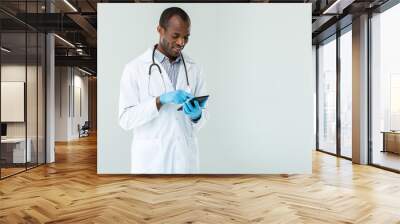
left=1, top=138, right=28, bottom=144
left=381, top=131, right=400, bottom=134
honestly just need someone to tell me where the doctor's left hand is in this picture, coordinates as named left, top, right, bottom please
left=183, top=99, right=202, bottom=121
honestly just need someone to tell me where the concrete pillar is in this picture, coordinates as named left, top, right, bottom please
left=352, top=14, right=369, bottom=164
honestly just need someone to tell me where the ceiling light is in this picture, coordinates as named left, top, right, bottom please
left=63, top=0, right=78, bottom=12
left=322, top=0, right=354, bottom=15
left=54, top=34, right=75, bottom=48
left=78, top=67, right=93, bottom=76
left=323, top=0, right=341, bottom=14
left=1, top=47, right=11, bottom=53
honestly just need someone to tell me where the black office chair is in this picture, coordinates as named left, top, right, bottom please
left=78, top=121, right=90, bottom=138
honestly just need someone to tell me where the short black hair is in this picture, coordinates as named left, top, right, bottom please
left=159, top=7, right=190, bottom=29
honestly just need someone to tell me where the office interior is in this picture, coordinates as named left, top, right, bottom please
left=0, top=0, right=97, bottom=179
left=1, top=0, right=400, bottom=222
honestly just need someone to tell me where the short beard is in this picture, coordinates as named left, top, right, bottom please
left=160, top=38, right=176, bottom=59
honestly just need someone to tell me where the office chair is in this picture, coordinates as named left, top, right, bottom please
left=79, top=121, right=90, bottom=138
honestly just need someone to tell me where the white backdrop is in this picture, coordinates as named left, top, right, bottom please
left=98, top=3, right=313, bottom=174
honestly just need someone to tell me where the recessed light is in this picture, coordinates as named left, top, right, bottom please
left=1, top=47, right=11, bottom=53
left=54, top=34, right=75, bottom=48
left=78, top=67, right=93, bottom=76
left=63, top=0, right=78, bottom=12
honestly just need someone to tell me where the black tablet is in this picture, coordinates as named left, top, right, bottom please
left=177, top=95, right=209, bottom=111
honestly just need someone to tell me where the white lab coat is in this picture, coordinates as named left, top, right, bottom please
left=119, top=47, right=208, bottom=174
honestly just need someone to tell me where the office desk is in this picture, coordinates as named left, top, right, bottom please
left=1, top=138, right=31, bottom=163
left=381, top=131, right=400, bottom=154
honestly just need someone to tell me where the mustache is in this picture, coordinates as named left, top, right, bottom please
left=172, top=46, right=184, bottom=50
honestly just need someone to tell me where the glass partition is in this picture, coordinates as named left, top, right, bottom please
left=38, top=32, right=45, bottom=165
left=27, top=31, right=38, bottom=169
left=0, top=1, right=46, bottom=179
left=1, top=31, right=28, bottom=177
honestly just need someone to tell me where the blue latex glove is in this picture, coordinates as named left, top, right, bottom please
left=160, top=90, right=193, bottom=105
left=183, top=99, right=202, bottom=121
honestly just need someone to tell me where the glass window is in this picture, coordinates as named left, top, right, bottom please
left=371, top=3, right=400, bottom=171
left=318, top=37, right=337, bottom=154
left=313, top=45, right=317, bottom=147
left=340, top=29, right=352, bottom=158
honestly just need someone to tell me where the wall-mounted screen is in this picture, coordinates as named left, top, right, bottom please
left=1, top=81, right=25, bottom=122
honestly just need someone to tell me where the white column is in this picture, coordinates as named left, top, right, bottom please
left=46, top=33, right=55, bottom=163
left=45, top=1, right=55, bottom=163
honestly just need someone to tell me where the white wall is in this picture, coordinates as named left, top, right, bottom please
left=98, top=3, right=313, bottom=174
left=55, top=67, right=68, bottom=141
left=55, top=67, right=89, bottom=141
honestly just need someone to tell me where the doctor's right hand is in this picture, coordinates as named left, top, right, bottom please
left=159, top=90, right=193, bottom=105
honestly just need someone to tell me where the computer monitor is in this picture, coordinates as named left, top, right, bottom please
left=1, top=123, right=7, bottom=137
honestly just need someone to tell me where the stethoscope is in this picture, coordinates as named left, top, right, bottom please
left=148, top=44, right=190, bottom=96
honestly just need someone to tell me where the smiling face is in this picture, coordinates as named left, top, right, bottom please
left=157, top=15, right=191, bottom=60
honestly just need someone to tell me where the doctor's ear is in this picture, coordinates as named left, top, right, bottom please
left=157, top=25, right=165, bottom=35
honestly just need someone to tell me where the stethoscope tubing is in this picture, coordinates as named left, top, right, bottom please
left=148, top=44, right=189, bottom=87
